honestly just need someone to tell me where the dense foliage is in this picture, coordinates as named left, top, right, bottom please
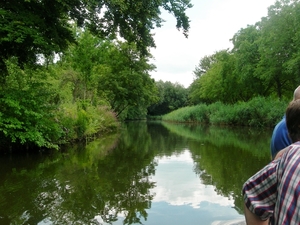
left=0, top=0, right=192, bottom=75
left=0, top=60, right=62, bottom=149
left=0, top=57, right=120, bottom=149
left=147, top=80, right=188, bottom=116
left=189, top=0, right=300, bottom=105
left=0, top=0, right=192, bottom=149
left=4, top=0, right=300, bottom=148
left=162, top=97, right=287, bottom=127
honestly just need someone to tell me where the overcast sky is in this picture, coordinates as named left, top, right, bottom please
left=149, top=0, right=276, bottom=87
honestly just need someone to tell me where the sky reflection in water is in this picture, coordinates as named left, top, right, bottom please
left=108, top=150, right=245, bottom=225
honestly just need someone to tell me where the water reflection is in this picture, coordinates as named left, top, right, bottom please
left=0, top=121, right=271, bottom=225
left=152, top=150, right=234, bottom=208
left=147, top=150, right=244, bottom=225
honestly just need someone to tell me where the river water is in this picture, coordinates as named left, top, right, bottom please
left=0, top=121, right=272, bottom=225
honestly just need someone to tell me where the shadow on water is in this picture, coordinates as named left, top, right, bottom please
left=0, top=121, right=271, bottom=224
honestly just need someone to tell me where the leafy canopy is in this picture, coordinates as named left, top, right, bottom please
left=0, top=0, right=192, bottom=74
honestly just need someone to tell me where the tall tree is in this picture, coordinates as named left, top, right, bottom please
left=95, top=41, right=159, bottom=118
left=58, top=29, right=158, bottom=119
left=193, top=54, right=217, bottom=79
left=190, top=50, right=237, bottom=104
left=257, top=0, right=299, bottom=99
left=0, top=0, right=192, bottom=75
left=231, top=25, right=266, bottom=100
left=61, top=28, right=105, bottom=103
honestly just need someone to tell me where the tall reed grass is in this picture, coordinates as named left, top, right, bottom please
left=161, top=97, right=288, bottom=127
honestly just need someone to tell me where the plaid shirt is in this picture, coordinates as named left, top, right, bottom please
left=242, top=142, right=300, bottom=224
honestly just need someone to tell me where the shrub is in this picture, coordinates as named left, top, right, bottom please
left=56, top=103, right=119, bottom=143
left=161, top=97, right=288, bottom=128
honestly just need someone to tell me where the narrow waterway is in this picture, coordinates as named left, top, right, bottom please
left=0, top=121, right=272, bottom=225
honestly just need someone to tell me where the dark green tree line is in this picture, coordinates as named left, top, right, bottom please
left=148, top=80, right=188, bottom=116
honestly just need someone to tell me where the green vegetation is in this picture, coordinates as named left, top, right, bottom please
left=189, top=0, right=300, bottom=105
left=0, top=0, right=192, bottom=150
left=162, top=97, right=287, bottom=127
left=0, top=121, right=271, bottom=223
left=162, top=0, right=300, bottom=127
left=0, top=0, right=192, bottom=75
left=147, top=80, right=189, bottom=116
left=0, top=58, right=120, bottom=150
left=2, top=0, right=300, bottom=149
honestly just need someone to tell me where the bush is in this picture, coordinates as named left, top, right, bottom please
left=208, top=103, right=234, bottom=125
left=161, top=97, right=287, bottom=127
left=56, top=103, right=119, bottom=143
left=0, top=62, right=63, bottom=149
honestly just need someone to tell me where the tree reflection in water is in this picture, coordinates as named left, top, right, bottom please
left=0, top=121, right=271, bottom=224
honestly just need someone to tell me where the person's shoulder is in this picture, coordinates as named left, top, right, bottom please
left=288, top=142, right=300, bottom=154
left=274, top=117, right=288, bottom=131
left=274, top=142, right=300, bottom=160
left=278, top=117, right=286, bottom=124
left=274, top=146, right=290, bottom=160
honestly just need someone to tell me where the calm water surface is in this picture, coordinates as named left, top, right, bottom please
left=0, top=121, right=272, bottom=225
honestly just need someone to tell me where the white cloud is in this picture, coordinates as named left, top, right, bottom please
left=150, top=0, right=276, bottom=87
left=150, top=150, right=235, bottom=208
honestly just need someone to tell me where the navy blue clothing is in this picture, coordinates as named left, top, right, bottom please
left=270, top=116, right=292, bottom=159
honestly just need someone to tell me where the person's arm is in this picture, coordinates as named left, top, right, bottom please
left=244, top=204, right=269, bottom=225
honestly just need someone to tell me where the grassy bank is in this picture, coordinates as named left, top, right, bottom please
left=55, top=102, right=120, bottom=145
left=160, top=97, right=288, bottom=127
left=0, top=101, right=120, bottom=151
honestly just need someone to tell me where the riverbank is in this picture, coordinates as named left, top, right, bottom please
left=156, top=96, right=288, bottom=128
left=0, top=102, right=120, bottom=152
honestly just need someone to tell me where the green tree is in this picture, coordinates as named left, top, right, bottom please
left=257, top=0, right=299, bottom=99
left=53, top=29, right=158, bottom=120
left=0, top=0, right=192, bottom=75
left=285, top=1, right=300, bottom=83
left=60, top=28, right=106, bottom=103
left=231, top=25, right=266, bottom=100
left=193, top=54, right=217, bottom=79
left=216, top=50, right=238, bottom=103
left=190, top=50, right=237, bottom=104
left=191, top=0, right=300, bottom=104
left=189, top=54, right=217, bottom=105
left=95, top=41, right=159, bottom=118
left=0, top=59, right=62, bottom=149
left=148, top=80, right=188, bottom=115
left=195, top=62, right=222, bottom=103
